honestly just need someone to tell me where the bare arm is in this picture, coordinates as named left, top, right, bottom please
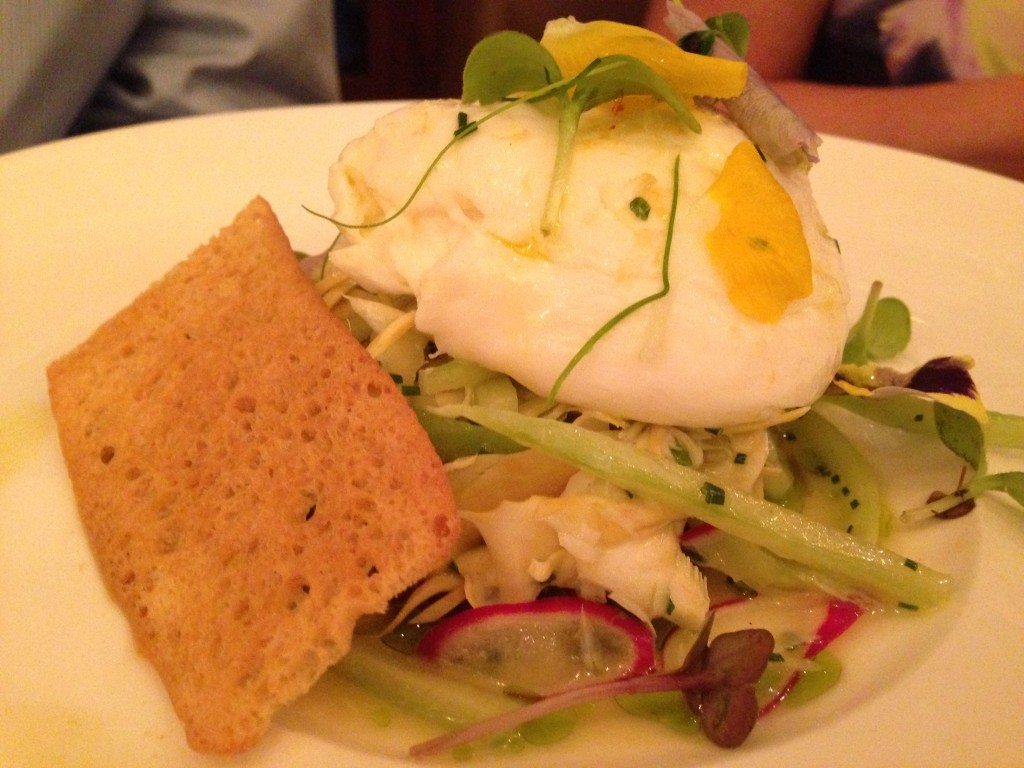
left=645, top=1, right=1024, bottom=180
left=644, top=0, right=830, bottom=78
left=775, top=76, right=1024, bottom=180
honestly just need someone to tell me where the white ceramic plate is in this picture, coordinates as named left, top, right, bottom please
left=1, top=103, right=1022, bottom=768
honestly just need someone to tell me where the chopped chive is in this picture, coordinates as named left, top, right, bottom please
left=913, top=413, right=925, bottom=422
left=401, top=384, right=421, bottom=396
left=455, top=113, right=478, bottom=138
left=904, top=558, right=919, bottom=571
left=670, top=447, right=692, bottom=467
left=629, top=196, right=651, bottom=220
left=768, top=652, right=784, bottom=663
left=733, top=452, right=747, bottom=465
left=666, top=597, right=675, bottom=615
left=846, top=524, right=854, bottom=533
left=702, top=482, right=726, bottom=506
left=898, top=601, right=919, bottom=611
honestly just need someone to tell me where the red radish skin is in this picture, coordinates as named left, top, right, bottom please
left=417, top=596, right=657, bottom=693
left=759, top=599, right=862, bottom=716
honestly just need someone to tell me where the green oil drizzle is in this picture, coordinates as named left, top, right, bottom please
left=783, top=650, right=843, bottom=706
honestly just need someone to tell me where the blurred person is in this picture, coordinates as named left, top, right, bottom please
left=645, top=0, right=1024, bottom=180
left=0, top=0, right=340, bottom=154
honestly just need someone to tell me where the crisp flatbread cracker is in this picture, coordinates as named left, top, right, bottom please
left=47, top=197, right=459, bottom=753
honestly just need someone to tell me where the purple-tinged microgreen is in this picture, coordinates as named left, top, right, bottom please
left=407, top=614, right=775, bottom=758
left=826, top=355, right=998, bottom=471
left=906, top=356, right=980, bottom=398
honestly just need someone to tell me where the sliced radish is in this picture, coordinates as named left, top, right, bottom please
left=758, top=598, right=862, bottom=715
left=409, top=616, right=775, bottom=758
left=417, top=596, right=656, bottom=696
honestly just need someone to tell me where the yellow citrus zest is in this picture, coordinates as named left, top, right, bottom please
left=540, top=18, right=747, bottom=99
left=706, top=141, right=813, bottom=323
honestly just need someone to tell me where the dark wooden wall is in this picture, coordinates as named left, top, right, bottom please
left=337, top=1, right=649, bottom=101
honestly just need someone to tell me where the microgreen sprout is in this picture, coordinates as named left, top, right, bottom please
left=408, top=614, right=775, bottom=757
left=842, top=280, right=911, bottom=364
left=901, top=471, right=1024, bottom=523
left=307, top=30, right=700, bottom=237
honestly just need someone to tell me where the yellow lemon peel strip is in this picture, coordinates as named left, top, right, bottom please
left=706, top=141, right=813, bottom=323
left=540, top=18, right=747, bottom=100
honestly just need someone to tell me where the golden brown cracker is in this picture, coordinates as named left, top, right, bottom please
left=47, top=197, right=458, bottom=753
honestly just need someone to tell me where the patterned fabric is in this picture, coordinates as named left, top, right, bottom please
left=807, top=0, right=1024, bottom=84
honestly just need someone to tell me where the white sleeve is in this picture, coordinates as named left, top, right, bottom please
left=0, top=0, right=145, bottom=152
left=74, top=0, right=341, bottom=133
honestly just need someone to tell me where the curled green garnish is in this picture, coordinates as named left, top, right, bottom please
left=308, top=31, right=699, bottom=236
left=303, top=90, right=547, bottom=231
left=547, top=154, right=681, bottom=403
